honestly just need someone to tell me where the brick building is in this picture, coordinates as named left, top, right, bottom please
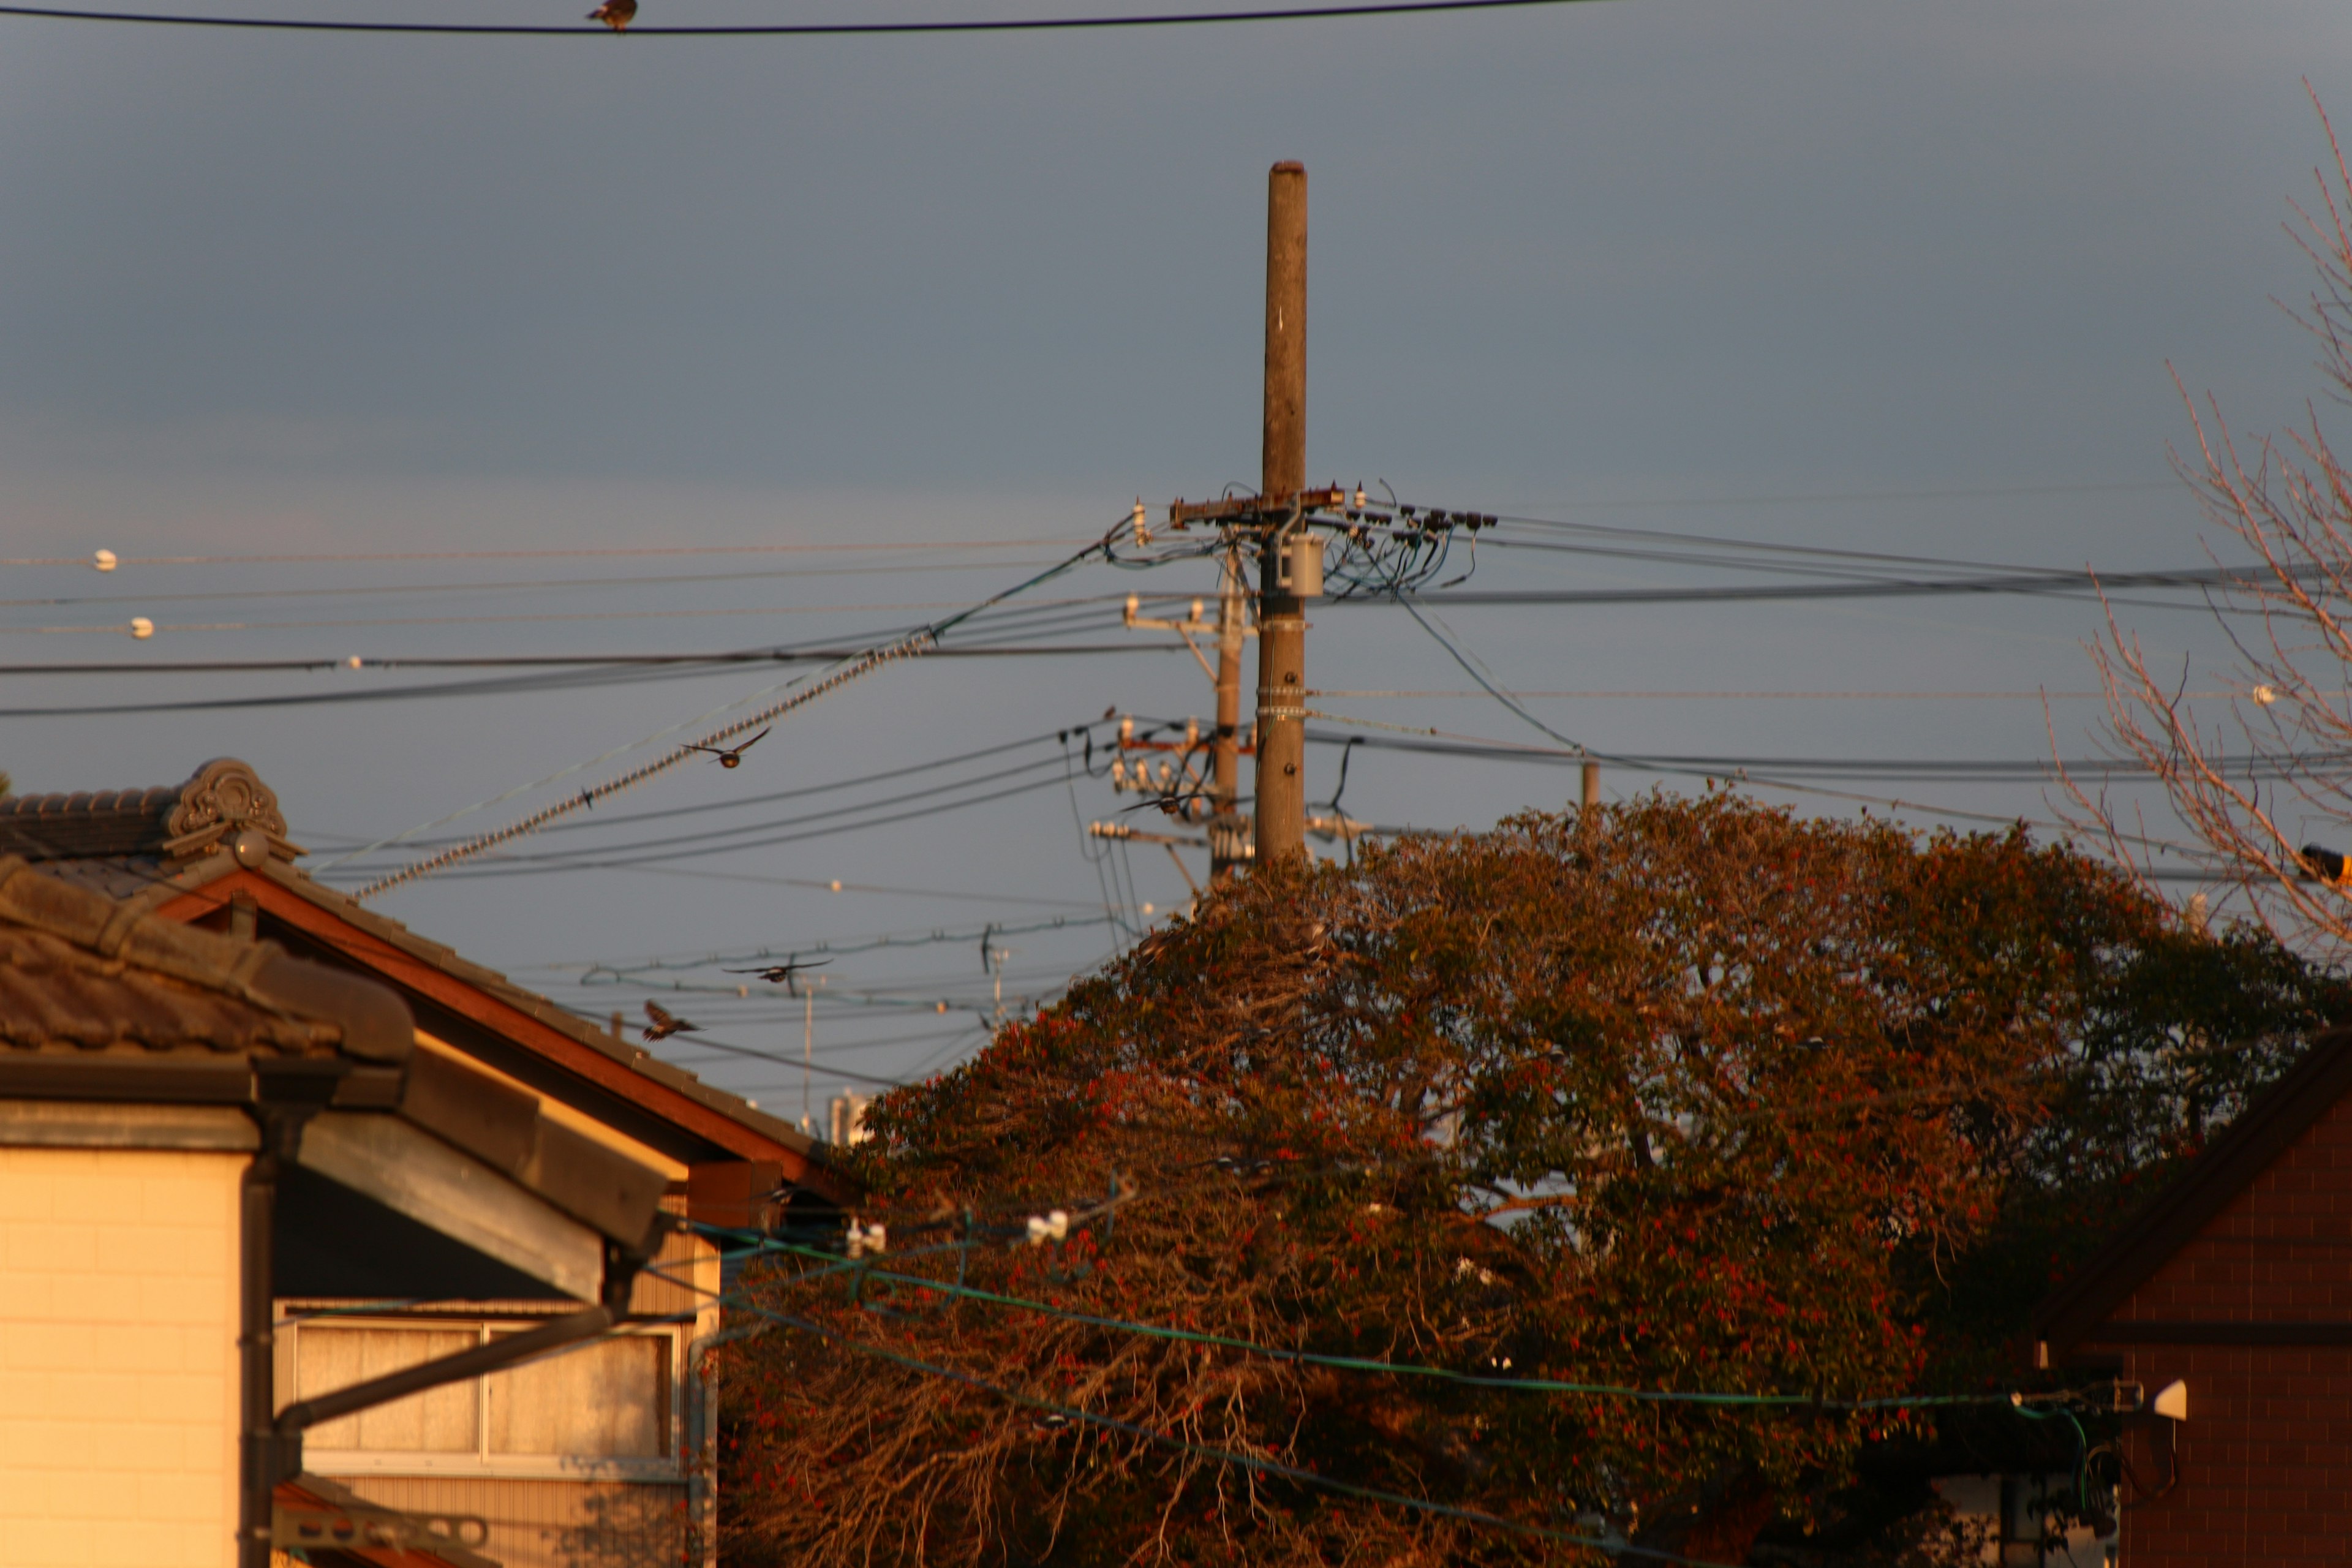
left=2029, top=1024, right=2352, bottom=1563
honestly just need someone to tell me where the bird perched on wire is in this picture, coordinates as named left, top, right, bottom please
left=725, top=956, right=829, bottom=996
left=641, top=1000, right=697, bottom=1041
left=685, top=727, right=769, bottom=769
left=588, top=0, right=636, bottom=31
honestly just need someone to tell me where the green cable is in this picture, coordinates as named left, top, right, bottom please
left=696, top=1273, right=1751, bottom=1568
left=693, top=1221, right=2025, bottom=1412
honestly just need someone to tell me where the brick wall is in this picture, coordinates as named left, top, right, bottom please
left=0, top=1146, right=244, bottom=1567
left=2108, top=1344, right=2352, bottom=1566
left=2089, top=1090, right=2352, bottom=1566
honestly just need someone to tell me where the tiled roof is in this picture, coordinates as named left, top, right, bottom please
left=0, top=919, right=337, bottom=1056
left=1, top=758, right=844, bottom=1194
left=0, top=854, right=395, bottom=1059
left=0, top=853, right=671, bottom=1257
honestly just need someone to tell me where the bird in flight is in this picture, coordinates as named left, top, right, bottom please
left=685, top=727, right=769, bottom=769
left=588, top=0, right=636, bottom=30
left=725, top=956, right=831, bottom=996
left=641, top=1000, right=698, bottom=1041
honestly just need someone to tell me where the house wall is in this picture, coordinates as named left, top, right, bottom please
left=0, top=1144, right=244, bottom=1567
left=2087, top=1089, right=2352, bottom=1566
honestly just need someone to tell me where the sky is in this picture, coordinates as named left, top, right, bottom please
left=2, top=0, right=2347, bottom=1118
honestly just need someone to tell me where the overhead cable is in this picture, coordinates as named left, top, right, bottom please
left=0, top=537, right=1076, bottom=568
left=344, top=528, right=1121, bottom=899
left=713, top=1227, right=2072, bottom=1412
left=0, top=0, right=1605, bottom=37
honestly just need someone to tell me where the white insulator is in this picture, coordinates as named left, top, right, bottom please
left=1027, top=1215, right=1050, bottom=1245
left=128, top=617, right=154, bottom=640
left=92, top=548, right=118, bottom=572
left=1047, top=1210, right=1070, bottom=1242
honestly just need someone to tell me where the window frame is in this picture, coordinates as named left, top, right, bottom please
left=278, top=1310, right=685, bottom=1482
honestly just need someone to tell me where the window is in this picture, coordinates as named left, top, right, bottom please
left=281, top=1315, right=680, bottom=1480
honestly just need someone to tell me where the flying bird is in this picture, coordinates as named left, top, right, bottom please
left=685, top=727, right=769, bottom=769
left=641, top=1000, right=697, bottom=1041
left=725, top=957, right=831, bottom=996
left=588, top=0, right=636, bottom=30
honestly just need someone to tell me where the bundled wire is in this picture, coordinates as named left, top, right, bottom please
left=696, top=1224, right=2089, bottom=1413
left=352, top=635, right=934, bottom=899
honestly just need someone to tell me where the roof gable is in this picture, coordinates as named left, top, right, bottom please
left=2030, top=1023, right=2352, bottom=1357
left=1, top=758, right=852, bottom=1203
left=152, top=861, right=853, bottom=1200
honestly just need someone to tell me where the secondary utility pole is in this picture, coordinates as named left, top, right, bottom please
left=1207, top=545, right=1250, bottom=880
left=1254, top=160, right=1310, bottom=863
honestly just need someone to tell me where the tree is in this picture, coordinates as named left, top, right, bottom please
left=2065, top=90, right=2352, bottom=952
left=718, top=793, right=2335, bottom=1567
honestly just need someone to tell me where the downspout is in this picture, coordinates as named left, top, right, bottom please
left=239, top=1065, right=656, bottom=1567
left=236, top=1118, right=284, bottom=1568
left=239, top=1073, right=336, bottom=1568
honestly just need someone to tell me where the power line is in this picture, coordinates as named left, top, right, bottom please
left=1329, top=563, right=2290, bottom=609
left=1503, top=480, right=2183, bottom=511
left=0, top=652, right=1176, bottom=716
left=0, top=537, right=1076, bottom=568
left=505, top=861, right=1111, bottom=907
left=1308, top=688, right=2151, bottom=700
left=2, top=593, right=1107, bottom=636
left=0, top=556, right=1069, bottom=611
left=575, top=913, right=1117, bottom=985
left=0, top=0, right=1605, bottom=37
left=346, top=527, right=1129, bottom=897
left=345, top=766, right=1084, bottom=882
left=1297, top=721, right=2315, bottom=785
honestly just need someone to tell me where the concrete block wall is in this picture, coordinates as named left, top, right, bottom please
left=0, top=1147, right=244, bottom=1567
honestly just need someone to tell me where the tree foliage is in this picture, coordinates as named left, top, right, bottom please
left=719, top=793, right=2339, bottom=1567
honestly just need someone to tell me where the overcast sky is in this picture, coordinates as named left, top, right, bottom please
left=2, top=0, right=2346, bottom=1114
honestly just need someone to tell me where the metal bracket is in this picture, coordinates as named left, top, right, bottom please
left=274, top=1500, right=491, bottom=1554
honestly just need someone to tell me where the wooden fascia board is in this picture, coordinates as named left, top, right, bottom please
left=2030, top=1023, right=2352, bottom=1354
left=154, top=870, right=858, bottom=1204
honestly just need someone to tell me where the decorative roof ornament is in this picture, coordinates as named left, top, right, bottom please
left=161, top=758, right=302, bottom=867
left=0, top=758, right=303, bottom=868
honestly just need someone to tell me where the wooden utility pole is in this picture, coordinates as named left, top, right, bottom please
left=1254, top=160, right=1310, bottom=863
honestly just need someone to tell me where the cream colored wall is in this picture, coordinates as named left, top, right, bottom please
left=0, top=1145, right=244, bottom=1568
